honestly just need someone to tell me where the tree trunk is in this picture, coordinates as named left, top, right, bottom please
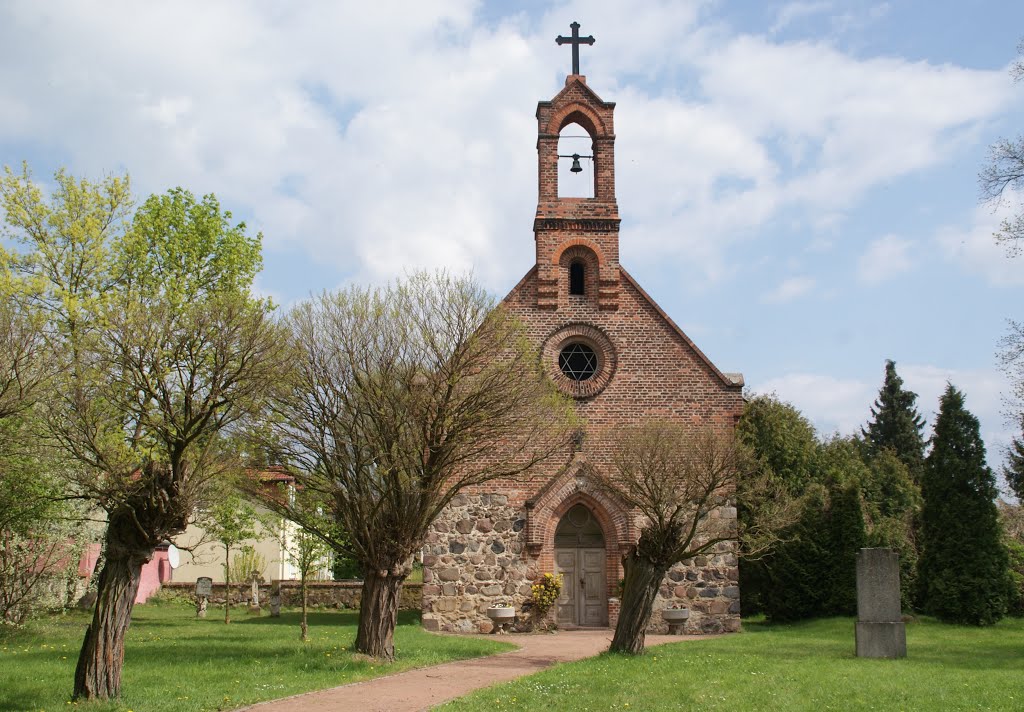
left=609, top=550, right=667, bottom=655
left=300, top=573, right=308, bottom=642
left=73, top=547, right=148, bottom=699
left=223, top=545, right=231, bottom=624
left=355, top=568, right=406, bottom=660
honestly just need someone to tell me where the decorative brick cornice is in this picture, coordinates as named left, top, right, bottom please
left=533, top=217, right=621, bottom=232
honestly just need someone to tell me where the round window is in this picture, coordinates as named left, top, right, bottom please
left=558, top=342, right=598, bottom=381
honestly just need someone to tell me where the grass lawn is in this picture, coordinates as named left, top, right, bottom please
left=440, top=616, right=1024, bottom=712
left=0, top=602, right=512, bottom=712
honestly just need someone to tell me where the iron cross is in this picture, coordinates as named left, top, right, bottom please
left=556, top=21, right=595, bottom=75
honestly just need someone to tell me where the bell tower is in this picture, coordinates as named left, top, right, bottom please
left=535, top=22, right=620, bottom=311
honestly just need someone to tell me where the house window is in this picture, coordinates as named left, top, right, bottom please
left=569, top=261, right=585, bottom=295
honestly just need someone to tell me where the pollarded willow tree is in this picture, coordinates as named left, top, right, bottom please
left=594, top=422, right=794, bottom=655
left=261, top=273, right=576, bottom=660
left=1, top=166, right=289, bottom=699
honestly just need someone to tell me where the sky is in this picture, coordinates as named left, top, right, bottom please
left=1, top=1, right=1023, bottom=486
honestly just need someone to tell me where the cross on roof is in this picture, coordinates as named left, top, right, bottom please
left=555, top=21, right=595, bottom=76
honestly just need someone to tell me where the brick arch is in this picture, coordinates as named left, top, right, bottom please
left=548, top=103, right=607, bottom=138
left=551, top=238, right=605, bottom=266
left=526, top=463, right=633, bottom=552
left=548, top=490, right=620, bottom=550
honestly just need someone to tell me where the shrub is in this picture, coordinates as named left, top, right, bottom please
left=529, top=573, right=562, bottom=619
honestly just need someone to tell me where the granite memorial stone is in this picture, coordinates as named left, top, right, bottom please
left=855, top=548, right=906, bottom=658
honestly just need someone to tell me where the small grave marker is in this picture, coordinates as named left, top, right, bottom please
left=195, top=576, right=213, bottom=618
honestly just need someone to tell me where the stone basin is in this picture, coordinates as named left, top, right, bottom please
left=662, top=608, right=690, bottom=623
left=486, top=606, right=516, bottom=621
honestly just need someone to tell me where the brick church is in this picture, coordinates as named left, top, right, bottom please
left=421, top=24, right=744, bottom=635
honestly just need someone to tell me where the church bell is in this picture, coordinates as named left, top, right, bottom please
left=569, top=153, right=583, bottom=173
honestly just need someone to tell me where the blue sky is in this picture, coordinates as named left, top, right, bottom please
left=2, top=1, right=1022, bottom=483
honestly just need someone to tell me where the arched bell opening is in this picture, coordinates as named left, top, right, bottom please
left=557, top=122, right=594, bottom=198
left=553, top=503, right=609, bottom=626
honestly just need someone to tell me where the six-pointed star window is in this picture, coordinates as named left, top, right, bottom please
left=559, top=342, right=598, bottom=381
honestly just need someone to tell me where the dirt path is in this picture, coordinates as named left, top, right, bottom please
left=243, top=629, right=707, bottom=712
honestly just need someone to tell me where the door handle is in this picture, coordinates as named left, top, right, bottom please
left=580, top=577, right=585, bottom=588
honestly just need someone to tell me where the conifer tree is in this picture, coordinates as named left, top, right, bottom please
left=1003, top=423, right=1024, bottom=501
left=919, top=384, right=1011, bottom=625
left=862, top=360, right=926, bottom=480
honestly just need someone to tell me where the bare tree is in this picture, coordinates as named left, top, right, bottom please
left=980, top=41, right=1024, bottom=422
left=594, top=422, right=794, bottom=654
left=261, top=272, right=575, bottom=661
left=980, top=40, right=1024, bottom=257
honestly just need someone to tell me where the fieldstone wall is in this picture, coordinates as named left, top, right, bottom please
left=422, top=494, right=740, bottom=635
left=421, top=493, right=537, bottom=633
left=161, top=581, right=423, bottom=610
left=650, top=540, right=740, bottom=634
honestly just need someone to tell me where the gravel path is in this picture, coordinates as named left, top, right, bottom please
left=243, top=629, right=708, bottom=712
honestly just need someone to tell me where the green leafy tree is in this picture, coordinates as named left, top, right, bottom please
left=736, top=394, right=819, bottom=614
left=1003, top=423, right=1024, bottom=501
left=201, top=491, right=260, bottom=624
left=762, top=484, right=831, bottom=621
left=1000, top=502, right=1024, bottom=616
left=918, top=384, right=1012, bottom=625
left=824, top=481, right=866, bottom=615
left=862, top=360, right=926, bottom=480
left=860, top=449, right=921, bottom=609
left=272, top=504, right=333, bottom=641
left=1, top=166, right=289, bottom=699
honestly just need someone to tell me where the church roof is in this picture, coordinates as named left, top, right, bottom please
left=618, top=267, right=743, bottom=389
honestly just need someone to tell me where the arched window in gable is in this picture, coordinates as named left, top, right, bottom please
left=569, top=260, right=585, bottom=295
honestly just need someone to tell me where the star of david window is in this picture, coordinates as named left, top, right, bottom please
left=558, top=342, right=598, bottom=381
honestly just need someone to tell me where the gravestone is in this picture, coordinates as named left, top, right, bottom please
left=855, top=548, right=906, bottom=658
left=248, top=576, right=261, bottom=614
left=195, top=576, right=213, bottom=618
left=269, top=581, right=281, bottom=617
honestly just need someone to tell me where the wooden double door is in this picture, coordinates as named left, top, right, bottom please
left=554, top=547, right=608, bottom=627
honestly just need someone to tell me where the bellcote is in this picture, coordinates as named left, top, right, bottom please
left=534, top=74, right=621, bottom=311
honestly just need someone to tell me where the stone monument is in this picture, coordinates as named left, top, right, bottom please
left=855, top=548, right=906, bottom=658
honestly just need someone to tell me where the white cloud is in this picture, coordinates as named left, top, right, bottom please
left=771, top=2, right=834, bottom=34
left=762, top=276, right=816, bottom=303
left=936, top=192, right=1024, bottom=287
left=857, top=234, right=915, bottom=283
left=0, top=1, right=1014, bottom=296
left=754, top=364, right=1015, bottom=472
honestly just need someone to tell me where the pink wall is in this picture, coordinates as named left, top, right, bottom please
left=136, top=548, right=171, bottom=603
left=76, top=544, right=172, bottom=604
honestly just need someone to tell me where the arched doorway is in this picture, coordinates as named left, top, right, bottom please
left=553, top=503, right=608, bottom=627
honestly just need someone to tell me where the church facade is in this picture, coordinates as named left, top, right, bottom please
left=421, top=51, right=745, bottom=635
